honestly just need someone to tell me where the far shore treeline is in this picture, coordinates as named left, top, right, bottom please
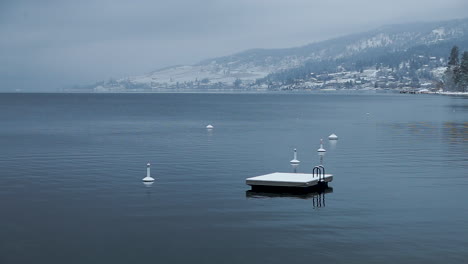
left=445, top=46, right=468, bottom=92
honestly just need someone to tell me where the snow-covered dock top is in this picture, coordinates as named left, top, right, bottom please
left=246, top=172, right=333, bottom=188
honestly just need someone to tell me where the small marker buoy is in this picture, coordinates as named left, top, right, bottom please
left=206, top=124, right=214, bottom=129
left=290, top=148, right=300, bottom=164
left=317, top=139, right=326, bottom=152
left=142, top=163, right=155, bottom=182
left=328, top=133, right=338, bottom=140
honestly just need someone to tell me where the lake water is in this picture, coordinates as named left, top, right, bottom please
left=0, top=93, right=467, bottom=263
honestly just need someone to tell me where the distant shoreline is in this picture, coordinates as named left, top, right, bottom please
left=1, top=90, right=467, bottom=96
left=428, top=91, right=468, bottom=96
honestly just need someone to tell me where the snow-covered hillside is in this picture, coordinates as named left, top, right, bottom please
left=91, top=18, right=468, bottom=92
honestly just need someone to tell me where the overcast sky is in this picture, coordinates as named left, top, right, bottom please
left=1, top=0, right=467, bottom=91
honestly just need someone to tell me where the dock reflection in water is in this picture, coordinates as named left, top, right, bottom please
left=246, top=187, right=333, bottom=208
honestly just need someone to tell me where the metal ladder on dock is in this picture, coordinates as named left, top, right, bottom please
left=312, top=165, right=326, bottom=182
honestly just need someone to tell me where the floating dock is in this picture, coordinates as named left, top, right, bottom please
left=246, top=166, right=333, bottom=193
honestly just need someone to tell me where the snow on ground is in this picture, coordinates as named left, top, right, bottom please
left=431, top=66, right=446, bottom=79
left=362, top=69, right=378, bottom=78
left=346, top=33, right=393, bottom=52
left=437, top=91, right=468, bottom=96
left=126, top=63, right=271, bottom=86
left=431, top=27, right=446, bottom=36
left=119, top=53, right=311, bottom=87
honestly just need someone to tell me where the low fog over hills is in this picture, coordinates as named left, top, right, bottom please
left=86, top=18, right=468, bottom=92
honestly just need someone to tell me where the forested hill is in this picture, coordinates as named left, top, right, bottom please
left=209, top=18, right=468, bottom=68
left=88, top=18, right=468, bottom=92
left=261, top=32, right=468, bottom=84
left=255, top=18, right=468, bottom=89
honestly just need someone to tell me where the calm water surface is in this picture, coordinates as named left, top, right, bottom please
left=0, top=93, right=467, bottom=263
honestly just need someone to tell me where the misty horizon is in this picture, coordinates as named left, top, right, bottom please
left=1, top=0, right=468, bottom=91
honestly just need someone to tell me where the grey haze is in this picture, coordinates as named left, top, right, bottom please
left=1, top=0, right=467, bottom=91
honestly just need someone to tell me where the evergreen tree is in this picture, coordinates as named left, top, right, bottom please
left=444, top=68, right=456, bottom=91
left=448, top=46, right=460, bottom=66
left=411, top=76, right=420, bottom=88
left=444, top=45, right=461, bottom=91
left=233, top=78, right=242, bottom=88
left=459, top=51, right=468, bottom=92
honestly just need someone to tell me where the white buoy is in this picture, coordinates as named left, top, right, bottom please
left=290, top=148, right=300, bottom=164
left=142, top=163, right=155, bottom=182
left=328, top=133, right=338, bottom=140
left=317, top=139, right=326, bottom=152
left=206, top=124, right=214, bottom=129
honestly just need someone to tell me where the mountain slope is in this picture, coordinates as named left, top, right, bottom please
left=92, top=18, right=468, bottom=92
